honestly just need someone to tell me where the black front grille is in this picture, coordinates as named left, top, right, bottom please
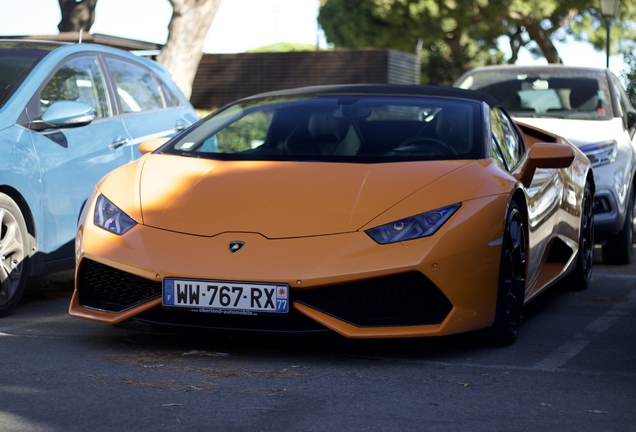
left=77, top=259, right=161, bottom=312
left=294, top=271, right=452, bottom=327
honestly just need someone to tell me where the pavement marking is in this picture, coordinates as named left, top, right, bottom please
left=585, top=289, right=636, bottom=333
left=358, top=356, right=636, bottom=377
left=368, top=286, right=636, bottom=375
left=592, top=271, right=636, bottom=280
left=529, top=288, right=636, bottom=372
left=531, top=334, right=591, bottom=371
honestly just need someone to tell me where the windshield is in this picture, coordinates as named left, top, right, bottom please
left=0, top=42, right=54, bottom=109
left=457, top=68, right=613, bottom=121
left=163, top=95, right=484, bottom=163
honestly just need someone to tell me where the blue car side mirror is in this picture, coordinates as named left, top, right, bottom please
left=30, top=100, right=95, bottom=131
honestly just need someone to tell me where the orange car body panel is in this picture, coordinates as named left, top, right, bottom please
left=70, top=125, right=592, bottom=338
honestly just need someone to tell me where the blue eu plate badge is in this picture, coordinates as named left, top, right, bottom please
left=163, top=280, right=175, bottom=305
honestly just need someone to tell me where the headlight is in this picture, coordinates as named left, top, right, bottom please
left=365, top=203, right=461, bottom=244
left=580, top=140, right=617, bottom=167
left=94, top=194, right=137, bottom=235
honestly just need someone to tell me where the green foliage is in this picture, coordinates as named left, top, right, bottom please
left=567, top=0, right=636, bottom=56
left=318, top=0, right=508, bottom=84
left=419, top=42, right=456, bottom=86
left=622, top=52, right=636, bottom=106
left=319, top=0, right=426, bottom=53
left=216, top=111, right=272, bottom=153
left=318, top=0, right=636, bottom=80
left=247, top=43, right=319, bottom=53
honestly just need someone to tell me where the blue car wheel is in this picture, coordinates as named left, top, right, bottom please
left=0, top=193, right=29, bottom=317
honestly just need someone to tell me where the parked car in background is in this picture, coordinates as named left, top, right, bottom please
left=455, top=65, right=636, bottom=265
left=70, top=84, right=593, bottom=345
left=0, top=40, right=198, bottom=316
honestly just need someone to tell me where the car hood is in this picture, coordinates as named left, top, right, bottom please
left=512, top=117, right=622, bottom=147
left=134, top=154, right=467, bottom=238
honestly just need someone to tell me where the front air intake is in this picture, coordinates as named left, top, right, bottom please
left=77, top=259, right=161, bottom=312
left=294, top=271, right=452, bottom=327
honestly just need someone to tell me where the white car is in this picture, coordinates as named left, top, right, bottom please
left=455, top=65, right=636, bottom=264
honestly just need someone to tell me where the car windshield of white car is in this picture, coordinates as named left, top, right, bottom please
left=0, top=42, right=54, bottom=109
left=457, top=69, right=613, bottom=121
left=162, top=95, right=484, bottom=163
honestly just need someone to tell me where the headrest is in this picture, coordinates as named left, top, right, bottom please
left=434, top=107, right=472, bottom=154
left=435, top=108, right=470, bottom=136
left=308, top=113, right=349, bottom=141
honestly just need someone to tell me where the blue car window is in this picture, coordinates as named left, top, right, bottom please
left=159, top=81, right=181, bottom=108
left=39, top=56, right=111, bottom=118
left=105, top=57, right=165, bottom=113
left=0, top=44, right=51, bottom=109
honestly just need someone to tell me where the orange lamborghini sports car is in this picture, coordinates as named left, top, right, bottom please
left=69, top=85, right=594, bottom=345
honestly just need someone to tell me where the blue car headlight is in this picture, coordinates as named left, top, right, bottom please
left=580, top=140, right=617, bottom=167
left=93, top=194, right=137, bottom=235
left=365, top=203, right=461, bottom=244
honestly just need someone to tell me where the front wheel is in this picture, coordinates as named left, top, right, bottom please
left=0, top=193, right=30, bottom=317
left=562, top=182, right=594, bottom=289
left=489, top=201, right=527, bottom=346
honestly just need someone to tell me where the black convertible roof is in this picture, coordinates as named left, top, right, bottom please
left=247, top=84, right=500, bottom=108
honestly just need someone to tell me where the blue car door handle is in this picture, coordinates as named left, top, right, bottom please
left=175, top=121, right=188, bottom=131
left=109, top=137, right=129, bottom=149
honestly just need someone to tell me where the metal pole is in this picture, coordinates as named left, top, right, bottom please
left=606, top=19, right=611, bottom=68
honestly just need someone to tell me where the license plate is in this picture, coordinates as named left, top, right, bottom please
left=162, top=278, right=289, bottom=314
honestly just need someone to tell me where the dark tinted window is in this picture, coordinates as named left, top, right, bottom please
left=163, top=95, right=484, bottom=163
left=458, top=68, right=613, bottom=121
left=0, top=43, right=53, bottom=109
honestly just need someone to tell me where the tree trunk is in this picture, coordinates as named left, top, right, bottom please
left=157, top=0, right=222, bottom=100
left=58, top=0, right=98, bottom=32
left=516, top=18, right=562, bottom=64
left=507, top=26, right=525, bottom=65
left=444, top=28, right=468, bottom=82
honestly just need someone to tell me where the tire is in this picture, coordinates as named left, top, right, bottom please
left=0, top=193, right=30, bottom=317
left=489, top=200, right=527, bottom=346
left=602, top=188, right=634, bottom=265
left=633, top=190, right=636, bottom=244
left=562, top=182, right=594, bottom=289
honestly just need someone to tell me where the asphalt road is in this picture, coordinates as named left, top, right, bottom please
left=1, top=248, right=634, bottom=432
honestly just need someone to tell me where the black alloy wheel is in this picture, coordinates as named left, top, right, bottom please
left=489, top=201, right=527, bottom=346
left=633, top=189, right=636, bottom=244
left=564, top=182, right=594, bottom=289
left=0, top=193, right=30, bottom=317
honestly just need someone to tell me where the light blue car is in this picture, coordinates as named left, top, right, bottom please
left=0, top=40, right=199, bottom=316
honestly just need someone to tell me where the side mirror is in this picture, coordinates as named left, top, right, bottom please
left=138, top=137, right=170, bottom=155
left=30, top=100, right=95, bottom=131
left=518, top=143, right=575, bottom=187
